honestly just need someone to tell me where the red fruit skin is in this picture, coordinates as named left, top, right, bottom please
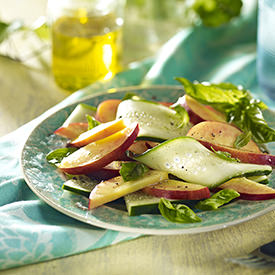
left=143, top=185, right=211, bottom=200
left=198, top=140, right=275, bottom=167
left=237, top=193, right=275, bottom=200
left=54, top=122, right=88, bottom=139
left=181, top=98, right=204, bottom=125
left=180, top=95, right=226, bottom=125
left=187, top=121, right=261, bottom=153
left=215, top=177, right=275, bottom=201
left=95, top=99, right=122, bottom=122
left=59, top=124, right=139, bottom=175
left=88, top=161, right=131, bottom=180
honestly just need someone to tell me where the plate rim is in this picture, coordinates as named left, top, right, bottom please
left=20, top=85, right=275, bottom=235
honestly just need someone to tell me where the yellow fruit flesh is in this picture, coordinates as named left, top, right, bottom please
left=71, top=119, right=126, bottom=146
left=59, top=127, right=132, bottom=169
left=89, top=170, right=169, bottom=209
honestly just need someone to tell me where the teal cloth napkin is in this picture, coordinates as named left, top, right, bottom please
left=0, top=1, right=273, bottom=270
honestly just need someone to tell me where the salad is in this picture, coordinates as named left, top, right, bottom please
left=46, top=78, right=275, bottom=224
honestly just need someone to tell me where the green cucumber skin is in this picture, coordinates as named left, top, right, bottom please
left=134, top=137, right=272, bottom=189
left=124, top=191, right=198, bottom=216
left=62, top=178, right=98, bottom=197
left=63, top=104, right=97, bottom=126
left=116, top=99, right=191, bottom=140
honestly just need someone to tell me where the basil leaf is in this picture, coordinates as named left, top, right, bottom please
left=33, top=19, right=50, bottom=41
left=176, top=77, right=246, bottom=107
left=0, top=20, right=23, bottom=43
left=158, top=198, right=202, bottom=223
left=171, top=104, right=189, bottom=127
left=195, top=189, right=240, bottom=210
left=234, top=131, right=252, bottom=149
left=192, top=0, right=243, bottom=27
left=86, top=114, right=100, bottom=130
left=211, top=147, right=240, bottom=162
left=46, top=147, right=78, bottom=166
left=122, top=92, right=143, bottom=101
left=119, top=162, right=149, bottom=182
left=176, top=77, right=275, bottom=144
left=226, top=97, right=275, bottom=144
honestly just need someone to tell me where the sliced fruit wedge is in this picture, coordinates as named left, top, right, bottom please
left=89, top=170, right=169, bottom=209
left=58, top=123, right=139, bottom=175
left=54, top=103, right=97, bottom=139
left=54, top=122, right=88, bottom=140
left=95, top=99, right=122, bottom=122
left=142, top=179, right=211, bottom=200
left=128, top=140, right=159, bottom=155
left=179, top=95, right=226, bottom=124
left=198, top=140, right=275, bottom=167
left=217, top=177, right=275, bottom=200
left=187, top=121, right=261, bottom=153
left=70, top=119, right=127, bottom=147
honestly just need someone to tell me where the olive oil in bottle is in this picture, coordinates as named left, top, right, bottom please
left=50, top=3, right=125, bottom=92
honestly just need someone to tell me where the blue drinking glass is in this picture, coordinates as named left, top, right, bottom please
left=257, top=0, right=275, bottom=101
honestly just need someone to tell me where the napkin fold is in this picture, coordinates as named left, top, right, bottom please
left=0, top=1, right=273, bottom=270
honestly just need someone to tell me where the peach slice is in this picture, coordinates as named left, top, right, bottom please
left=70, top=119, right=127, bottom=147
left=95, top=99, right=122, bottom=122
left=217, top=177, right=275, bottom=200
left=58, top=123, right=139, bottom=175
left=54, top=122, right=88, bottom=140
left=187, top=121, right=261, bottom=153
left=142, top=179, right=211, bottom=200
left=180, top=95, right=226, bottom=124
left=128, top=140, right=159, bottom=155
left=198, top=140, right=275, bottom=167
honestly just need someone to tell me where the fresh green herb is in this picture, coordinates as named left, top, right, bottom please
left=0, top=20, right=23, bottom=43
left=211, top=147, right=240, bottom=162
left=192, top=0, right=243, bottom=27
left=86, top=114, right=100, bottom=130
left=234, top=131, right=252, bottom=149
left=158, top=198, right=202, bottom=223
left=171, top=104, right=189, bottom=127
left=176, top=77, right=275, bottom=144
left=119, top=162, right=150, bottom=181
left=195, top=189, right=240, bottom=210
left=46, top=147, right=78, bottom=166
left=122, top=92, right=143, bottom=101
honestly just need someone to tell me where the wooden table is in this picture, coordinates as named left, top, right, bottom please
left=1, top=1, right=274, bottom=274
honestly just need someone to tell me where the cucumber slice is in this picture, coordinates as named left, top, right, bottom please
left=62, top=176, right=98, bottom=196
left=124, top=191, right=198, bottom=216
left=246, top=175, right=269, bottom=184
left=116, top=99, right=191, bottom=141
left=134, top=137, right=272, bottom=189
left=63, top=104, right=97, bottom=127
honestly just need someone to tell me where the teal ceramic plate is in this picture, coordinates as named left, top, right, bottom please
left=21, top=86, right=275, bottom=235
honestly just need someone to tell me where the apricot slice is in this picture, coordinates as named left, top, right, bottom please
left=58, top=123, right=139, bottom=175
left=218, top=177, right=275, bottom=200
left=95, top=99, right=122, bottom=122
left=70, top=119, right=127, bottom=147
left=142, top=179, right=210, bottom=200
left=181, top=95, right=226, bottom=124
left=187, top=121, right=261, bottom=153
